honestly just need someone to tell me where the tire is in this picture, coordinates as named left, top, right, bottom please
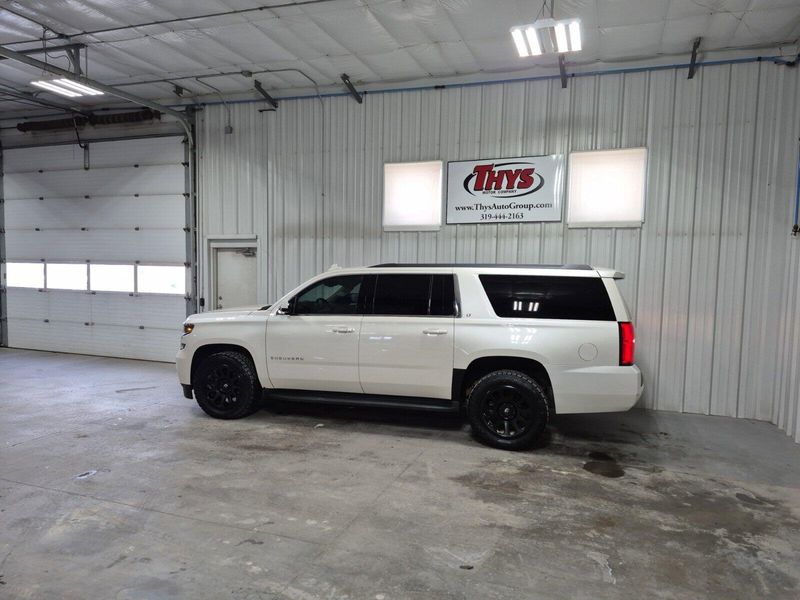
left=192, top=351, right=261, bottom=419
left=466, top=370, right=549, bottom=450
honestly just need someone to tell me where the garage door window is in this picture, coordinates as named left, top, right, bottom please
left=137, top=265, right=186, bottom=295
left=5, top=262, right=45, bottom=288
left=47, top=263, right=88, bottom=291
left=90, top=264, right=134, bottom=293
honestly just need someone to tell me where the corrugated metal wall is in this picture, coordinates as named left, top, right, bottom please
left=198, top=60, right=800, bottom=442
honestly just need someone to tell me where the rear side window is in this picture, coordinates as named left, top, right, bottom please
left=372, top=274, right=456, bottom=316
left=479, top=275, right=615, bottom=321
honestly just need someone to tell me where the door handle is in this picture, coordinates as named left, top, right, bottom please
left=422, top=328, right=448, bottom=336
left=332, top=327, right=355, bottom=334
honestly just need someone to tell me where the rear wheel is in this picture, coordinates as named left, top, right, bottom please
left=467, top=370, right=549, bottom=450
left=192, top=351, right=260, bottom=419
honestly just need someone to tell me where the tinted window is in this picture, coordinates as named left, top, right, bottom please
left=373, top=274, right=430, bottom=315
left=430, top=274, right=456, bottom=316
left=479, top=275, right=615, bottom=321
left=294, top=275, right=362, bottom=315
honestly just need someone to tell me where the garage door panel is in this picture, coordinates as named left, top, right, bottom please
left=6, top=288, right=94, bottom=322
left=6, top=319, right=179, bottom=362
left=4, top=164, right=185, bottom=199
left=47, top=290, right=95, bottom=322
left=5, top=195, right=185, bottom=229
left=90, top=294, right=186, bottom=330
left=6, top=288, right=50, bottom=320
left=6, top=230, right=185, bottom=262
left=3, top=137, right=185, bottom=174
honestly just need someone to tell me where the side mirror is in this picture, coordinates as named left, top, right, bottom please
left=277, top=298, right=296, bottom=315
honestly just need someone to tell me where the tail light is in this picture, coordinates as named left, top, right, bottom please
left=619, top=322, right=635, bottom=366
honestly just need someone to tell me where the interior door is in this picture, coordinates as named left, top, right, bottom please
left=214, top=248, right=257, bottom=309
left=266, top=274, right=364, bottom=393
left=359, top=274, right=456, bottom=399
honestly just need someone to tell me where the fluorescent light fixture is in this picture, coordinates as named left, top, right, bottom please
left=31, top=80, right=81, bottom=97
left=30, top=78, right=104, bottom=97
left=524, top=26, right=542, bottom=56
left=569, top=20, right=582, bottom=52
left=554, top=23, right=569, bottom=53
left=511, top=18, right=582, bottom=56
left=53, top=78, right=103, bottom=95
left=511, top=28, right=529, bottom=57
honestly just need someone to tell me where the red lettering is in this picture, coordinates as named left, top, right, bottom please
left=517, top=168, right=535, bottom=189
left=472, top=164, right=494, bottom=191
left=485, top=169, right=504, bottom=190
left=504, top=169, right=522, bottom=189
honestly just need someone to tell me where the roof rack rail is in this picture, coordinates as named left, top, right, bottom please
left=369, top=263, right=593, bottom=270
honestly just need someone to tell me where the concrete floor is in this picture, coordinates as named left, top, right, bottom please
left=0, top=348, right=799, bottom=600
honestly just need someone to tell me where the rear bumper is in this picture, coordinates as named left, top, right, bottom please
left=551, top=365, right=643, bottom=414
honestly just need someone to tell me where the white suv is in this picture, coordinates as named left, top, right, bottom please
left=177, top=264, right=643, bottom=450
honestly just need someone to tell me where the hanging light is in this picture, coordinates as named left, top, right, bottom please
left=510, top=18, right=582, bottom=57
left=30, top=78, right=104, bottom=98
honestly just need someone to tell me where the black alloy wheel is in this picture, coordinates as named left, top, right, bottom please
left=192, top=351, right=260, bottom=419
left=467, top=370, right=549, bottom=450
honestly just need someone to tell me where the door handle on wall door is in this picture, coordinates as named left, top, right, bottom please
left=422, top=329, right=448, bottom=336
left=332, top=327, right=355, bottom=334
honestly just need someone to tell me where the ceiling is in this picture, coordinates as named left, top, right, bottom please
left=0, top=0, right=798, bottom=116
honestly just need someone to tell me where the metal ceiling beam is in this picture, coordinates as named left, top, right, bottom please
left=340, top=73, right=363, bottom=104
left=3, top=0, right=344, bottom=46
left=688, top=38, right=702, bottom=79
left=558, top=54, right=568, bottom=89
left=0, top=43, right=86, bottom=60
left=0, top=44, right=192, bottom=143
left=253, top=80, right=278, bottom=109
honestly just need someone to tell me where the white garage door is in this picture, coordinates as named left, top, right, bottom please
left=2, top=136, right=189, bottom=362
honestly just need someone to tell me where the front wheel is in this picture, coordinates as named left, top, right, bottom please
left=192, top=351, right=260, bottom=419
left=467, top=370, right=549, bottom=450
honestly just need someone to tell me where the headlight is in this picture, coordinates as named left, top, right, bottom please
left=183, top=323, right=195, bottom=335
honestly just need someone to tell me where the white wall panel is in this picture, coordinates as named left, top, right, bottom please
left=198, top=61, right=800, bottom=441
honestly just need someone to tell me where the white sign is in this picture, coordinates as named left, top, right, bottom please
left=446, top=154, right=564, bottom=224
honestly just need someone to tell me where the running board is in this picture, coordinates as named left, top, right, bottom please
left=264, top=389, right=459, bottom=413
